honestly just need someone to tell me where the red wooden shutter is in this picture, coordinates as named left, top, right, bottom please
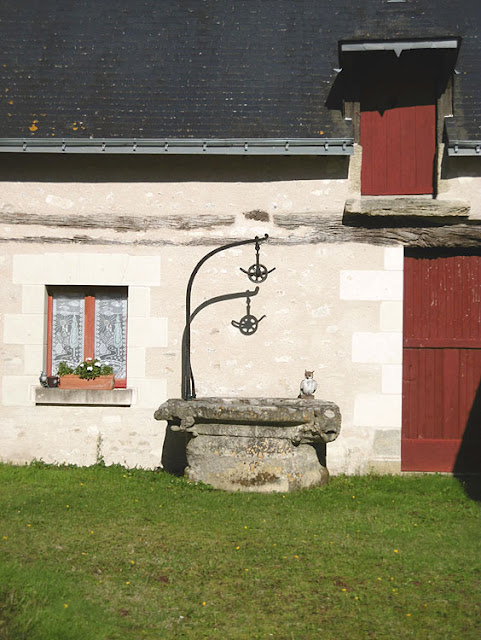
left=361, top=103, right=435, bottom=195
left=402, top=252, right=481, bottom=472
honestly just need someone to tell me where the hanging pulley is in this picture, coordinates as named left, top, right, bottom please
left=240, top=235, right=276, bottom=283
left=231, top=293, right=265, bottom=335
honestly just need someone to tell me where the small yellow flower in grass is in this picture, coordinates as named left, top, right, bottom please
left=2, top=536, right=7, bottom=540
left=90, top=530, right=94, bottom=535
left=377, top=577, right=382, bottom=581
left=125, top=581, right=130, bottom=585
left=131, top=560, right=135, bottom=565
left=406, top=613, right=412, bottom=617
left=244, top=526, right=248, bottom=530
left=245, top=568, right=249, bottom=572
left=27, top=524, right=32, bottom=528
left=66, top=505, right=69, bottom=509
left=355, top=596, right=359, bottom=600
left=235, top=546, right=240, bottom=550
left=394, top=549, right=399, bottom=553
left=352, top=495, right=355, bottom=499
left=273, top=543, right=277, bottom=546
left=81, top=552, right=87, bottom=556
left=341, top=588, right=347, bottom=592
left=202, top=601, right=206, bottom=606
left=294, top=555, right=299, bottom=559
left=64, top=603, right=69, bottom=609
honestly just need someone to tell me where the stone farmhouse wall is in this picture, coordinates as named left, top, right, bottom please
left=0, top=152, right=480, bottom=474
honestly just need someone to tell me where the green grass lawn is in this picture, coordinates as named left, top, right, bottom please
left=0, top=464, right=480, bottom=640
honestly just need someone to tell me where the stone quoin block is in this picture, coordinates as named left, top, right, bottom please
left=353, top=393, right=402, bottom=428
left=127, top=317, right=168, bottom=348
left=2, top=376, right=37, bottom=407
left=380, top=301, right=403, bottom=332
left=352, top=332, right=402, bottom=364
left=340, top=270, right=403, bottom=301
left=125, top=347, right=147, bottom=378
left=382, top=364, right=403, bottom=395
left=384, top=246, right=404, bottom=271
left=13, top=254, right=161, bottom=286
left=128, top=286, right=152, bottom=317
left=21, top=285, right=47, bottom=314
left=3, top=314, right=44, bottom=345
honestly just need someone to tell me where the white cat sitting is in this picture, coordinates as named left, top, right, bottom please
left=299, top=370, right=317, bottom=398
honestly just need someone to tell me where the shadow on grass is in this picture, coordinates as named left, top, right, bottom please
left=0, top=587, right=43, bottom=640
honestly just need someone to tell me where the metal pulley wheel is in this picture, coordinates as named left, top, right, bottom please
left=232, top=312, right=266, bottom=335
left=244, top=263, right=270, bottom=283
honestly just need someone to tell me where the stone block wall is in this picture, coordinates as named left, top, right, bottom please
left=0, top=242, right=402, bottom=474
left=0, top=153, right=479, bottom=474
left=330, top=247, right=403, bottom=474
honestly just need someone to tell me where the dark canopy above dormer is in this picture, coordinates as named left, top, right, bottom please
left=0, top=0, right=479, bottom=152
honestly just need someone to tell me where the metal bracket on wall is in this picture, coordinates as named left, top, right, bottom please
left=181, top=234, right=274, bottom=400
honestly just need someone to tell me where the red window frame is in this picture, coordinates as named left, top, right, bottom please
left=46, top=287, right=127, bottom=389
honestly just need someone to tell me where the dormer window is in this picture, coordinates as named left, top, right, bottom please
left=340, top=39, right=459, bottom=197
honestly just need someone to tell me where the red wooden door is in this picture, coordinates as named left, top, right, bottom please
left=402, top=252, right=481, bottom=472
left=361, top=103, right=436, bottom=195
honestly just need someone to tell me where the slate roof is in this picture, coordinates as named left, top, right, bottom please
left=0, top=0, right=479, bottom=145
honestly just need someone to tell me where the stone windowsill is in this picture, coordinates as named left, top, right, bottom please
left=35, top=386, right=133, bottom=406
left=343, top=197, right=471, bottom=224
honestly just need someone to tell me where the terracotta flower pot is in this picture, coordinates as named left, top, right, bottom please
left=59, top=374, right=115, bottom=390
left=47, top=376, right=59, bottom=387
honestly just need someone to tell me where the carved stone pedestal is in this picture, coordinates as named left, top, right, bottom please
left=154, top=398, right=341, bottom=493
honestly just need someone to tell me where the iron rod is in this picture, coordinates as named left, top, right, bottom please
left=182, top=234, right=268, bottom=400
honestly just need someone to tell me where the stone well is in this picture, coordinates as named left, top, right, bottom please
left=155, top=397, right=341, bottom=492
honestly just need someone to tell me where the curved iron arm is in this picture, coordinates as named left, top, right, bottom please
left=181, top=287, right=260, bottom=399
left=189, top=287, right=260, bottom=324
left=182, top=234, right=268, bottom=400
